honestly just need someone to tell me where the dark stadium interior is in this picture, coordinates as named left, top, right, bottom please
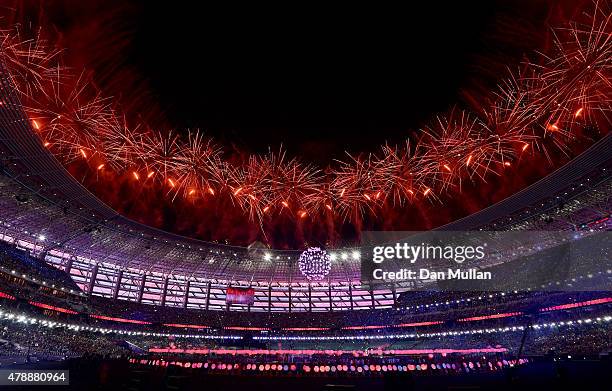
left=0, top=0, right=610, bottom=390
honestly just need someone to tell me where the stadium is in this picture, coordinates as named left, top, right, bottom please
left=0, top=1, right=610, bottom=390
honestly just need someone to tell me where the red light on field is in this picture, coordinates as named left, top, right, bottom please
left=147, top=171, right=155, bottom=178
left=188, top=189, right=196, bottom=195
left=0, top=291, right=16, bottom=300
left=504, top=162, right=511, bottom=167
left=29, top=301, right=78, bottom=314
left=423, top=188, right=431, bottom=196
left=458, top=311, right=522, bottom=322
left=263, top=206, right=270, bottom=212
left=443, top=164, right=451, bottom=172
left=466, top=155, right=473, bottom=166
left=97, top=164, right=105, bottom=170
left=90, top=314, right=151, bottom=324
left=325, top=204, right=332, bottom=211
left=168, top=179, right=175, bottom=187
left=547, top=123, right=559, bottom=131
left=393, top=321, right=443, bottom=328
left=162, top=323, right=209, bottom=329
left=539, top=297, right=612, bottom=312
left=208, top=187, right=215, bottom=195
left=299, top=211, right=307, bottom=218
left=43, top=142, right=50, bottom=147
left=363, top=193, right=371, bottom=201
left=233, top=187, right=243, bottom=196
left=281, top=201, right=289, bottom=208
left=132, top=171, right=140, bottom=180
left=32, top=119, right=40, bottom=130
left=80, top=149, right=87, bottom=158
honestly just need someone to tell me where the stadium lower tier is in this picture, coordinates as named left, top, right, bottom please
left=0, top=237, right=610, bottom=390
left=0, top=302, right=610, bottom=362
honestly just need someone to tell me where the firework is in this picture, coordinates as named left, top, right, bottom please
left=0, top=27, right=61, bottom=98
left=374, top=143, right=424, bottom=205
left=167, top=131, right=223, bottom=198
left=266, top=150, right=324, bottom=217
left=225, top=154, right=274, bottom=221
left=25, top=69, right=115, bottom=163
left=330, top=153, right=388, bottom=221
left=526, top=1, right=611, bottom=157
left=0, top=1, right=609, bottom=229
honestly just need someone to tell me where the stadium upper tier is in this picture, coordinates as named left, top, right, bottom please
left=0, top=64, right=611, bottom=312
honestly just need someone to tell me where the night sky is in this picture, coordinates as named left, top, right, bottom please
left=126, top=1, right=549, bottom=161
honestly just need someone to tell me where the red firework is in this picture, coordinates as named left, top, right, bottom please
left=0, top=1, right=609, bottom=229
